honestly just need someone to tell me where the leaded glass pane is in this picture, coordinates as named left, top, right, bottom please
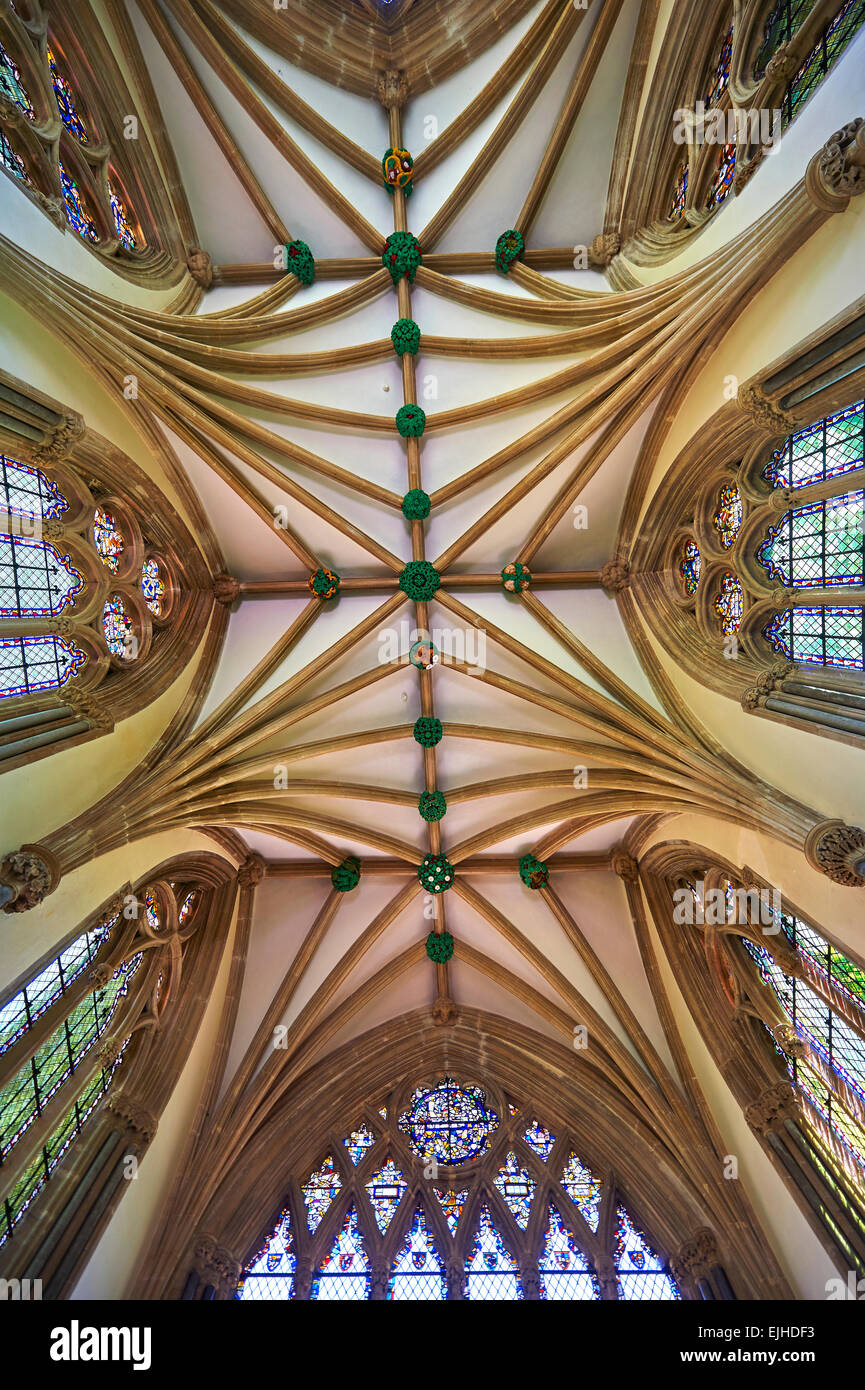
left=48, top=46, right=88, bottom=142
left=311, top=1205, right=370, bottom=1300
left=560, top=1150, right=603, bottom=1231
left=0, top=634, right=86, bottom=698
left=236, top=1207, right=295, bottom=1300
left=0, top=130, right=29, bottom=183
left=763, top=605, right=864, bottom=668
left=388, top=1206, right=446, bottom=1300
left=763, top=400, right=864, bottom=489
left=93, top=508, right=124, bottom=571
left=103, top=595, right=136, bottom=659
left=343, top=1124, right=376, bottom=1165
left=140, top=559, right=166, bottom=615
left=712, top=483, right=743, bottom=549
left=464, top=1205, right=522, bottom=1300
left=755, top=0, right=818, bottom=78
left=669, top=161, right=688, bottom=219
left=757, top=493, right=864, bottom=586
left=0, top=916, right=115, bottom=1055
left=434, top=1186, right=468, bottom=1235
left=523, top=1119, right=556, bottom=1159
left=704, top=24, right=733, bottom=107
left=539, top=1204, right=600, bottom=1300
left=0, top=39, right=33, bottom=116
left=714, top=572, right=743, bottom=634
left=0, top=536, right=83, bottom=616
left=0, top=457, right=67, bottom=520
left=364, top=1158, right=406, bottom=1233
left=399, top=1077, right=498, bottom=1164
left=60, top=163, right=99, bottom=242
left=705, top=143, right=736, bottom=209
left=680, top=539, right=701, bottom=595
left=108, top=178, right=137, bottom=250
left=302, top=1155, right=341, bottom=1232
left=493, top=1152, right=535, bottom=1229
left=781, top=0, right=865, bottom=128
left=614, top=1205, right=680, bottom=1300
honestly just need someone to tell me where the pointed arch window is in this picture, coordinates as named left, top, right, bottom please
left=539, top=1204, right=600, bottom=1300
left=465, top=1205, right=522, bottom=1300
left=235, top=1208, right=295, bottom=1300
left=0, top=633, right=86, bottom=698
left=312, top=1206, right=371, bottom=1301
left=614, top=1206, right=681, bottom=1300
left=47, top=45, right=88, bottom=142
left=388, top=1206, right=446, bottom=1300
left=780, top=1, right=865, bottom=128
left=0, top=915, right=114, bottom=1056
left=0, top=536, right=83, bottom=617
left=763, top=399, right=864, bottom=489
left=763, top=604, right=864, bottom=667
left=758, top=493, right=864, bottom=587
left=1, top=456, right=67, bottom=520
left=59, top=162, right=99, bottom=243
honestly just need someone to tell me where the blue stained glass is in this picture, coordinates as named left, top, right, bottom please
left=0, top=536, right=83, bottom=616
left=236, top=1207, right=296, bottom=1300
left=713, top=482, right=742, bottom=549
left=48, top=46, right=88, bottom=142
left=704, top=24, right=733, bottom=107
left=763, top=605, right=864, bottom=668
left=494, top=1152, right=535, bottom=1229
left=614, top=1206, right=680, bottom=1300
left=560, top=1150, right=603, bottom=1231
left=0, top=129, right=29, bottom=183
left=103, top=594, right=135, bottom=659
left=523, top=1119, right=556, bottom=1159
left=465, top=1205, right=522, bottom=1300
left=302, top=1155, right=342, bottom=1232
left=0, top=634, right=86, bottom=699
left=364, top=1158, right=406, bottom=1232
left=108, top=178, right=136, bottom=250
left=399, top=1077, right=498, bottom=1164
left=705, top=142, right=737, bottom=209
left=0, top=916, right=115, bottom=1055
left=539, top=1204, right=600, bottom=1300
left=714, top=572, right=743, bottom=634
left=343, top=1124, right=375, bottom=1165
left=764, top=401, right=864, bottom=489
left=681, top=539, right=701, bottom=595
left=59, top=163, right=99, bottom=243
left=757, top=493, right=864, bottom=587
left=388, top=1207, right=446, bottom=1300
left=0, top=38, right=33, bottom=116
left=434, top=1186, right=468, bottom=1236
left=311, top=1205, right=371, bottom=1301
left=0, top=456, right=67, bottom=520
left=669, top=161, right=688, bottom=219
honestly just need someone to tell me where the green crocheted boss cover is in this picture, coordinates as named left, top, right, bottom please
left=285, top=239, right=315, bottom=285
left=519, top=853, right=549, bottom=889
left=391, top=318, right=421, bottom=356
left=494, top=228, right=524, bottom=275
left=401, top=488, right=431, bottom=520
left=426, top=930, right=454, bottom=963
left=383, top=231, right=422, bottom=285
left=413, top=716, right=443, bottom=747
left=399, top=560, right=440, bottom=601
left=396, top=403, right=426, bottom=438
left=418, top=790, right=447, bottom=822
left=418, top=853, right=454, bottom=894
left=331, top=856, right=361, bottom=892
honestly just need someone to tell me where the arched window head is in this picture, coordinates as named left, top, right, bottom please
left=0, top=38, right=33, bottom=118
left=389, top=1206, right=446, bottom=1300
left=48, top=45, right=89, bottom=142
left=754, top=0, right=814, bottom=80
left=0, top=634, right=86, bottom=699
left=763, top=398, right=864, bottom=489
left=764, top=604, right=864, bottom=668
left=312, top=1206, right=371, bottom=1301
left=1, top=455, right=67, bottom=520
left=780, top=2, right=865, bottom=128
left=703, top=23, right=734, bottom=108
left=714, top=572, right=743, bottom=634
left=59, top=162, right=99, bottom=243
left=398, top=1076, right=498, bottom=1163
left=758, top=493, right=864, bottom=587
left=0, top=535, right=83, bottom=616
left=614, top=1205, right=681, bottom=1300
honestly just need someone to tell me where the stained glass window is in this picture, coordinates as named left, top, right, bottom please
left=669, top=161, right=688, bottom=220
left=0, top=536, right=83, bottom=616
left=144, top=888, right=161, bottom=930
left=93, top=508, right=124, bottom=571
left=763, top=400, right=864, bottom=489
left=365, top=1159, right=406, bottom=1232
left=713, top=482, right=743, bottom=549
left=757, top=493, right=864, bottom=587
left=777, top=911, right=865, bottom=1009
left=704, top=24, right=733, bottom=107
left=108, top=178, right=137, bottom=251
left=523, top=1119, right=556, bottom=1159
left=2, top=1046, right=126, bottom=1243
left=177, top=891, right=198, bottom=927
left=705, top=142, right=737, bottom=210
left=680, top=539, right=701, bottom=595
left=714, top=572, right=743, bottom=634
left=494, top=1152, right=535, bottom=1229
left=311, top=1205, right=371, bottom=1301
left=0, top=634, right=86, bottom=699
left=464, top=1205, right=522, bottom=1300
left=302, top=1155, right=341, bottom=1232
left=140, top=559, right=166, bottom=616
left=0, top=953, right=140, bottom=1166
left=754, top=0, right=817, bottom=79
left=343, top=1124, right=376, bottom=1166
left=48, top=46, right=88, bottom=142
left=434, top=1187, right=467, bottom=1235
left=560, top=1150, right=603, bottom=1231
left=614, top=1205, right=680, bottom=1300
left=763, top=605, right=864, bottom=668
left=0, top=456, right=67, bottom=521
left=539, top=1204, right=600, bottom=1300
left=103, top=595, right=136, bottom=660
left=0, top=129, right=29, bottom=183
left=236, top=1207, right=295, bottom=1300
left=398, top=1077, right=498, bottom=1164
left=60, top=163, right=99, bottom=242
left=388, top=1207, right=446, bottom=1300
left=0, top=39, right=33, bottom=116
left=780, top=0, right=865, bottom=129
left=0, top=916, right=115, bottom=1056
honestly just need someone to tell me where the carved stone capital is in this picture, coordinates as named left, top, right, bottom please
left=192, top=1232, right=241, bottom=1291
left=376, top=70, right=408, bottom=109
left=671, top=1227, right=719, bottom=1284
left=744, top=1079, right=797, bottom=1135
left=186, top=248, right=214, bottom=289
left=805, top=117, right=865, bottom=213
left=0, top=844, right=61, bottom=913
left=212, top=573, right=240, bottom=607
left=764, top=45, right=798, bottom=85
left=106, top=1093, right=158, bottom=1142
left=97, top=1033, right=122, bottom=1066
left=63, top=686, right=114, bottom=730
left=589, top=231, right=620, bottom=267
left=89, top=963, right=114, bottom=988
left=736, top=382, right=795, bottom=436
left=732, top=145, right=766, bottom=196
left=46, top=617, right=74, bottom=636
left=594, top=1254, right=618, bottom=1297
left=611, top=848, right=639, bottom=881
left=804, top=820, right=865, bottom=887
left=767, top=485, right=793, bottom=515
left=237, top=853, right=266, bottom=889
left=600, top=559, right=631, bottom=593
left=742, top=660, right=794, bottom=710
left=27, top=413, right=85, bottom=464
left=770, top=585, right=799, bottom=608
left=432, top=994, right=458, bottom=1026
left=41, top=518, right=66, bottom=541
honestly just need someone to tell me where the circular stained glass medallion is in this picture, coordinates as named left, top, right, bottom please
left=399, top=1077, right=498, bottom=1165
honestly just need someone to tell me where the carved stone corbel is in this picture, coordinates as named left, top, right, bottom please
left=671, top=1227, right=719, bottom=1286
left=237, top=853, right=266, bottom=890
left=732, top=145, right=766, bottom=196
left=0, top=843, right=61, bottom=913
left=764, top=44, right=798, bottom=85
left=26, top=412, right=85, bottom=464
left=600, top=559, right=631, bottom=593
left=63, top=686, right=114, bottom=731
left=186, top=248, right=214, bottom=289
left=805, top=118, right=865, bottom=213
left=736, top=383, right=795, bottom=435
left=106, top=1093, right=158, bottom=1143
left=740, top=659, right=794, bottom=711
left=192, top=1232, right=241, bottom=1296
left=432, top=994, right=457, bottom=1025
left=744, top=1078, right=797, bottom=1135
left=212, top=573, right=240, bottom=607
left=771, top=1022, right=806, bottom=1060
left=376, top=70, right=408, bottom=110
left=804, top=820, right=865, bottom=887
left=611, top=848, right=639, bottom=881
left=588, top=231, right=620, bottom=267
